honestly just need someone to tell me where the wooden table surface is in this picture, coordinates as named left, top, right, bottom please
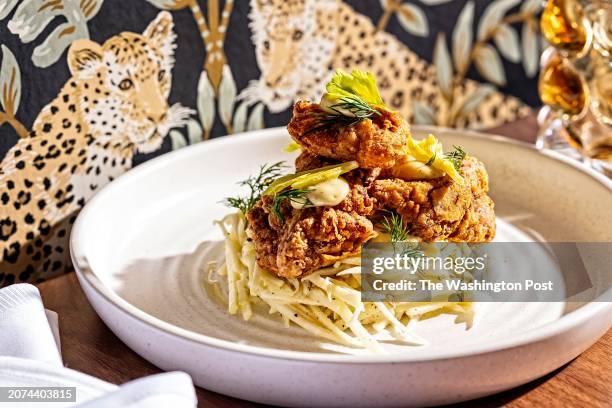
left=37, top=115, right=612, bottom=407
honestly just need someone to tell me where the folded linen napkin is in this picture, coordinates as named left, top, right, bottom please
left=0, top=284, right=62, bottom=365
left=0, top=284, right=197, bottom=407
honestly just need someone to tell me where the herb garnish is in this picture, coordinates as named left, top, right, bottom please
left=381, top=212, right=411, bottom=243
left=406, top=134, right=464, bottom=183
left=224, top=161, right=286, bottom=214
left=381, top=211, right=424, bottom=257
left=263, top=161, right=357, bottom=196
left=324, top=95, right=381, bottom=119
left=271, top=188, right=313, bottom=222
left=307, top=69, right=385, bottom=134
left=304, top=113, right=365, bottom=136
left=445, top=145, right=467, bottom=171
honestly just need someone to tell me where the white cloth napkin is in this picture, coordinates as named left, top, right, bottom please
left=0, top=284, right=61, bottom=365
left=0, top=284, right=197, bottom=407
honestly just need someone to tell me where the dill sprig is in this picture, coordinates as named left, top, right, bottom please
left=304, top=115, right=362, bottom=136
left=306, top=96, right=381, bottom=135
left=446, top=145, right=467, bottom=171
left=224, top=161, right=286, bottom=214
left=381, top=212, right=424, bottom=257
left=271, top=188, right=313, bottom=222
left=326, top=96, right=380, bottom=119
left=381, top=212, right=411, bottom=243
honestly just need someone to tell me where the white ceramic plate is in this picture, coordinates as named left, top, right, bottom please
left=71, top=127, right=612, bottom=407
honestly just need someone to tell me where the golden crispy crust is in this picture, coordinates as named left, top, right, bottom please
left=247, top=156, right=495, bottom=278
left=294, top=150, right=335, bottom=172
left=369, top=156, right=495, bottom=242
left=246, top=178, right=376, bottom=278
left=287, top=100, right=410, bottom=169
left=449, top=194, right=496, bottom=242
left=251, top=94, right=498, bottom=279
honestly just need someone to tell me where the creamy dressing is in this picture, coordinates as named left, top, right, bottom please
left=390, top=159, right=444, bottom=180
left=290, top=178, right=350, bottom=209
left=320, top=97, right=356, bottom=117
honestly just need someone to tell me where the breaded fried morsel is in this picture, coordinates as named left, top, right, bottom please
left=370, top=156, right=495, bottom=242
left=294, top=150, right=334, bottom=172
left=246, top=176, right=376, bottom=278
left=295, top=150, right=381, bottom=184
left=248, top=155, right=495, bottom=278
left=246, top=67, right=495, bottom=278
left=287, top=100, right=410, bottom=169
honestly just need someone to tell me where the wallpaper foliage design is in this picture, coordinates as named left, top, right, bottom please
left=0, top=0, right=542, bottom=285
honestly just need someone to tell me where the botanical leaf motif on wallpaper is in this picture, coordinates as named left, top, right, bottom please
left=198, top=70, right=216, bottom=140
left=475, top=0, right=520, bottom=83
left=451, top=84, right=495, bottom=124
left=216, top=65, right=266, bottom=136
left=172, top=67, right=265, bottom=150
left=170, top=118, right=203, bottom=150
left=396, top=3, right=429, bottom=36
left=169, top=129, right=187, bottom=150
left=433, top=33, right=453, bottom=100
left=232, top=101, right=249, bottom=134
left=473, top=0, right=542, bottom=80
left=0, top=45, right=21, bottom=116
left=521, top=0, right=542, bottom=77
left=423, top=0, right=543, bottom=126
left=145, top=0, right=233, bottom=92
left=231, top=101, right=265, bottom=135
left=3, top=0, right=104, bottom=68
left=420, top=0, right=453, bottom=5
left=494, top=24, right=521, bottom=63
left=0, top=0, right=19, bottom=20
left=186, top=119, right=204, bottom=145
left=377, top=0, right=430, bottom=37
left=218, top=65, right=238, bottom=133
left=474, top=44, right=506, bottom=86
left=452, top=1, right=474, bottom=75
left=246, top=103, right=265, bottom=132
left=412, top=101, right=436, bottom=126
left=147, top=0, right=265, bottom=141
left=0, top=45, right=27, bottom=138
left=477, top=0, right=521, bottom=41
left=144, top=0, right=192, bottom=8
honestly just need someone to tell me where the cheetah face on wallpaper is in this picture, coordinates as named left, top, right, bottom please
left=240, top=0, right=338, bottom=112
left=67, top=12, right=191, bottom=154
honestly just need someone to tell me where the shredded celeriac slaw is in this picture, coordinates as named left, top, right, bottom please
left=212, top=212, right=475, bottom=354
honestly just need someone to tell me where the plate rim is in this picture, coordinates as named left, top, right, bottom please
left=70, top=126, right=612, bottom=363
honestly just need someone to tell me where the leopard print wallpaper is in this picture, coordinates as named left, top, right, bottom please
left=0, top=0, right=542, bottom=285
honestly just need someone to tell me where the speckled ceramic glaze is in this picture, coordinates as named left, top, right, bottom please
left=71, top=127, right=612, bottom=407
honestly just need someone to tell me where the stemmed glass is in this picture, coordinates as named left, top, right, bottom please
left=537, top=0, right=612, bottom=177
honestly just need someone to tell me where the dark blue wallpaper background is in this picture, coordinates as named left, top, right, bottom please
left=0, top=0, right=541, bottom=166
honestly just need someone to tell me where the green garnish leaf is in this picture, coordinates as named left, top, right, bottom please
left=263, top=161, right=358, bottom=196
left=224, top=161, right=287, bottom=214
left=406, top=134, right=463, bottom=183
left=283, top=142, right=301, bottom=153
left=381, top=212, right=411, bottom=243
left=445, top=145, right=467, bottom=171
left=271, top=188, right=313, bottom=222
left=325, top=69, right=384, bottom=108
left=320, top=95, right=380, bottom=119
left=380, top=212, right=424, bottom=257
left=311, top=69, right=385, bottom=132
left=303, top=114, right=366, bottom=136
